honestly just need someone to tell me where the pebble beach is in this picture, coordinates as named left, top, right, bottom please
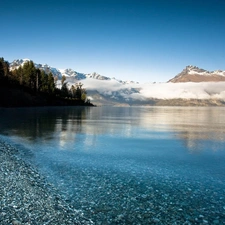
left=0, top=139, right=92, bottom=225
left=1, top=137, right=225, bottom=225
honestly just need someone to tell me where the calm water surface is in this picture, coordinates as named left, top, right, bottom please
left=0, top=106, right=225, bottom=224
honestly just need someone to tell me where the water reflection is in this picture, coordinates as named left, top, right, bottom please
left=136, top=107, right=225, bottom=152
left=0, top=107, right=86, bottom=136
left=0, top=106, right=225, bottom=152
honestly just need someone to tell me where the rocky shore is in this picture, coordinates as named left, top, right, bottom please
left=0, top=139, right=92, bottom=225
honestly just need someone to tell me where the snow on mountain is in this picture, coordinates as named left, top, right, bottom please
left=10, top=59, right=30, bottom=69
left=10, top=59, right=62, bottom=78
left=10, top=59, right=116, bottom=81
left=9, top=59, right=225, bottom=105
left=168, top=65, right=225, bottom=83
left=58, top=68, right=86, bottom=80
left=86, top=72, right=111, bottom=80
left=185, top=65, right=225, bottom=76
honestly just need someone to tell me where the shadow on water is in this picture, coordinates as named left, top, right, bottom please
left=0, top=106, right=89, bottom=141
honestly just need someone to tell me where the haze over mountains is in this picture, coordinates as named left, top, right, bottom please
left=10, top=59, right=225, bottom=106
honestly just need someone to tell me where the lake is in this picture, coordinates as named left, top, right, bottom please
left=0, top=106, right=225, bottom=224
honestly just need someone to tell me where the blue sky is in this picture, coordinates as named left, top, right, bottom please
left=1, top=0, right=225, bottom=83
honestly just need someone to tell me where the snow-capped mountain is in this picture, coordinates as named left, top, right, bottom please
left=168, top=65, right=225, bottom=83
left=9, top=59, right=225, bottom=106
left=58, top=68, right=86, bottom=80
left=10, top=59, right=62, bottom=78
left=9, top=59, right=134, bottom=83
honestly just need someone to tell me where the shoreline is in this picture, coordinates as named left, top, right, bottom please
left=0, top=139, right=92, bottom=225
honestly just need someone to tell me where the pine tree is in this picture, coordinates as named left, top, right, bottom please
left=74, top=82, right=86, bottom=101
left=39, top=70, right=48, bottom=93
left=36, top=69, right=41, bottom=92
left=61, top=75, right=66, bottom=85
left=0, top=58, right=5, bottom=78
left=0, top=57, right=10, bottom=84
left=70, top=85, right=76, bottom=98
left=22, top=61, right=36, bottom=89
left=11, top=65, right=22, bottom=85
left=61, top=82, right=69, bottom=97
left=48, top=72, right=55, bottom=94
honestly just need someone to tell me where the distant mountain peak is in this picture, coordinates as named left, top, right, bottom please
left=168, top=65, right=225, bottom=83
left=184, top=65, right=207, bottom=74
left=86, top=72, right=111, bottom=80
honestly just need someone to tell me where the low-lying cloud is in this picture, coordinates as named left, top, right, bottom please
left=64, top=78, right=225, bottom=102
left=81, top=79, right=225, bottom=100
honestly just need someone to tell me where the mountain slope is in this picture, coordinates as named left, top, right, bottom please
left=168, top=65, right=225, bottom=83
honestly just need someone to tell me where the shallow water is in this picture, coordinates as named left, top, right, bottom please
left=1, top=106, right=225, bottom=224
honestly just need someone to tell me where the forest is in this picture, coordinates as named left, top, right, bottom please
left=0, top=57, right=94, bottom=107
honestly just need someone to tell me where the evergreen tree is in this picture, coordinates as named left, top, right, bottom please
left=0, top=57, right=10, bottom=84
left=74, top=82, right=86, bottom=101
left=1, top=58, right=9, bottom=77
left=70, top=85, right=76, bottom=98
left=61, top=82, right=69, bottom=97
left=48, top=72, right=55, bottom=94
left=54, top=76, right=58, bottom=86
left=39, top=70, right=49, bottom=93
left=0, top=58, right=5, bottom=79
left=60, top=75, right=69, bottom=97
left=61, top=75, right=66, bottom=85
left=22, top=61, right=36, bottom=89
left=11, top=65, right=23, bottom=85
left=36, top=69, right=41, bottom=92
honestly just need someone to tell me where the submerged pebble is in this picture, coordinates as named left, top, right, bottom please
left=1, top=138, right=225, bottom=224
left=0, top=140, right=92, bottom=225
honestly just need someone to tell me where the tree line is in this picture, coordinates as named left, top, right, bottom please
left=0, top=57, right=91, bottom=105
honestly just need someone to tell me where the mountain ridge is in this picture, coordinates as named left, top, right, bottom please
left=168, top=65, right=225, bottom=83
left=9, top=59, right=138, bottom=85
left=10, top=59, right=225, bottom=84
